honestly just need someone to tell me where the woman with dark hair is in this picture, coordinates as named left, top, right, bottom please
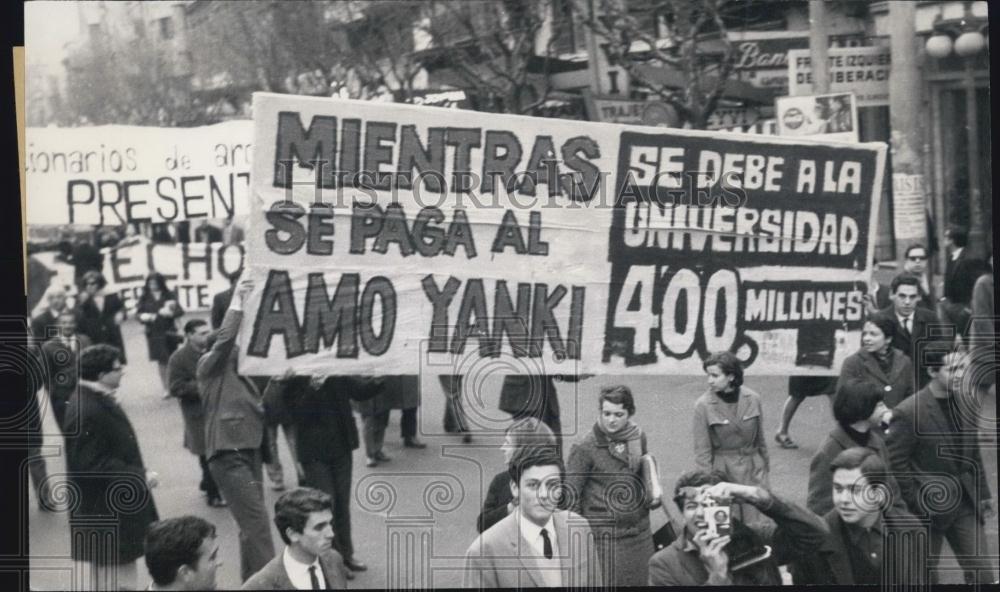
left=837, top=315, right=914, bottom=411
left=805, top=379, right=903, bottom=516
left=137, top=272, right=185, bottom=395
left=75, top=270, right=127, bottom=363
left=566, top=385, right=658, bottom=586
left=65, top=344, right=159, bottom=590
left=476, top=417, right=557, bottom=534
left=694, top=351, right=769, bottom=523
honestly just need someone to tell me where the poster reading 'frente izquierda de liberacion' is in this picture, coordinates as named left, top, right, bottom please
left=239, top=93, right=886, bottom=377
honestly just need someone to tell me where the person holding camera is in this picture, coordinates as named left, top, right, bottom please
left=565, top=385, right=659, bottom=586
left=792, top=447, right=925, bottom=586
left=648, top=470, right=827, bottom=586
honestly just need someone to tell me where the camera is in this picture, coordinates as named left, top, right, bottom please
left=703, top=497, right=732, bottom=538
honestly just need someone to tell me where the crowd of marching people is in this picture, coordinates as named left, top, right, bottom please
left=26, top=222, right=996, bottom=589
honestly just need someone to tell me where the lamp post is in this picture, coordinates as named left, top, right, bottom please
left=924, top=7, right=989, bottom=256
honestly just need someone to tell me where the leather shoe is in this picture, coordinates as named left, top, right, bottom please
left=366, top=457, right=378, bottom=468
left=344, top=558, right=368, bottom=572
left=344, top=570, right=355, bottom=581
left=375, top=450, right=391, bottom=462
left=404, top=438, right=427, bottom=449
left=462, top=434, right=473, bottom=443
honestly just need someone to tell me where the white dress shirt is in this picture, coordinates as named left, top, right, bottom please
left=896, top=313, right=914, bottom=334
left=282, top=547, right=327, bottom=590
left=517, top=512, right=562, bottom=587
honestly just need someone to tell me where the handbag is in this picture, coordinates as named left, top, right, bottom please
left=651, top=504, right=679, bottom=551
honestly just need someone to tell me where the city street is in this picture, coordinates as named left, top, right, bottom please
left=28, top=318, right=997, bottom=589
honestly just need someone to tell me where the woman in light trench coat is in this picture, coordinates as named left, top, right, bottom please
left=693, top=351, right=770, bottom=524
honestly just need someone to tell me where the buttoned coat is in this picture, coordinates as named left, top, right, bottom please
left=836, top=347, right=914, bottom=408
left=692, top=387, right=770, bottom=488
left=167, top=341, right=206, bottom=455
left=463, top=510, right=603, bottom=588
left=565, top=425, right=651, bottom=536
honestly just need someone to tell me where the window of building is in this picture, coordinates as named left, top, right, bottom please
left=158, top=17, right=174, bottom=40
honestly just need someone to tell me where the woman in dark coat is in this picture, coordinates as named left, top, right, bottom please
left=806, top=379, right=905, bottom=517
left=836, top=315, right=914, bottom=411
left=136, top=272, right=185, bottom=395
left=75, top=270, right=127, bottom=363
left=566, top=385, right=657, bottom=586
left=477, top=417, right=557, bottom=533
left=64, top=345, right=159, bottom=591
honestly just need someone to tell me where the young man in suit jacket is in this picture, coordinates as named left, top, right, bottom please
left=463, top=446, right=603, bottom=588
left=792, top=447, right=925, bottom=586
left=887, top=343, right=996, bottom=584
left=242, top=488, right=349, bottom=590
left=878, top=274, right=939, bottom=388
left=197, top=275, right=275, bottom=582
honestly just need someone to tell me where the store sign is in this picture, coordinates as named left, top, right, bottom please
left=787, top=47, right=891, bottom=107
left=585, top=95, right=678, bottom=127
left=706, top=106, right=762, bottom=130
left=727, top=32, right=868, bottom=94
left=776, top=93, right=859, bottom=143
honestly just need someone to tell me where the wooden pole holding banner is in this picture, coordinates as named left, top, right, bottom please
left=808, top=1, right=830, bottom=94
left=887, top=1, right=928, bottom=263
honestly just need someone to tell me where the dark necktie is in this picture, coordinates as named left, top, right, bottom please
left=540, top=528, right=553, bottom=559
left=308, top=564, right=321, bottom=589
left=903, top=317, right=911, bottom=334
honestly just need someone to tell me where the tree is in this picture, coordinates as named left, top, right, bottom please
left=63, top=32, right=198, bottom=126
left=421, top=0, right=560, bottom=115
left=575, top=0, right=745, bottom=128
left=329, top=1, right=427, bottom=102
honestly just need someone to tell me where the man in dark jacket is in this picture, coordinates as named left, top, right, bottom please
left=648, top=470, right=827, bottom=586
left=940, top=225, right=987, bottom=338
left=197, top=275, right=275, bottom=582
left=168, top=319, right=223, bottom=507
left=40, top=310, right=92, bottom=433
left=66, top=344, right=160, bottom=591
left=887, top=343, right=996, bottom=584
left=793, top=447, right=926, bottom=585
left=264, top=373, right=378, bottom=577
left=878, top=274, right=939, bottom=388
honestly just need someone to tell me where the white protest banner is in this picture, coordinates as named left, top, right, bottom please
left=776, top=93, right=859, bottom=143
left=788, top=46, right=891, bottom=107
left=240, top=93, right=886, bottom=376
left=26, top=120, right=253, bottom=225
left=101, top=238, right=245, bottom=313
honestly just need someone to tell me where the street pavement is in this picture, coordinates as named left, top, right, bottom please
left=28, top=318, right=998, bottom=589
